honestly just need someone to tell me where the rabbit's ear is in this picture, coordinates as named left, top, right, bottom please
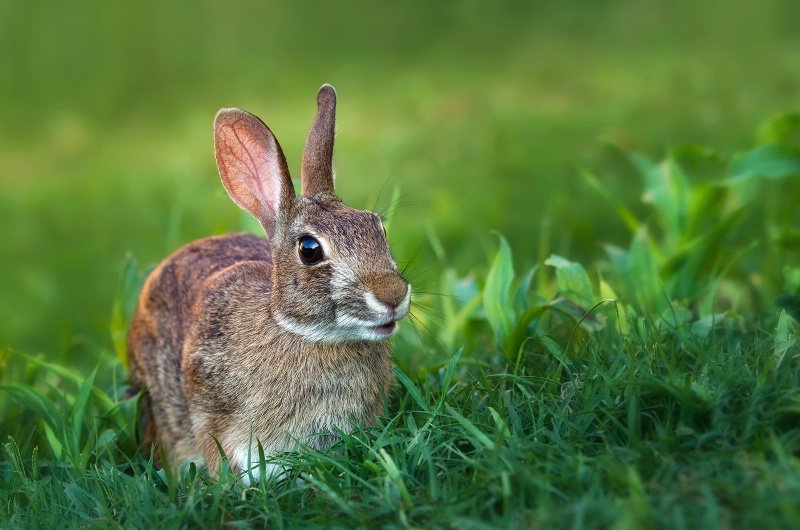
left=214, top=109, right=295, bottom=237
left=301, top=84, right=337, bottom=198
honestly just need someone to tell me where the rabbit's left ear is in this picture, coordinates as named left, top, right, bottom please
left=301, top=84, right=337, bottom=198
left=214, top=109, right=296, bottom=239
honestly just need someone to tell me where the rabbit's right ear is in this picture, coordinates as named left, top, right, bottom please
left=214, top=109, right=295, bottom=238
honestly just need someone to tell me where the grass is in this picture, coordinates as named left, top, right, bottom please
left=3, top=123, right=800, bottom=527
left=2, top=309, right=799, bottom=527
left=3, top=1, right=800, bottom=527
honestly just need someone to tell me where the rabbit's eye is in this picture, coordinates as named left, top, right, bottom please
left=298, top=236, right=324, bottom=265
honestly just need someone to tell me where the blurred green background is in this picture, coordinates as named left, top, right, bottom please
left=2, top=0, right=799, bottom=368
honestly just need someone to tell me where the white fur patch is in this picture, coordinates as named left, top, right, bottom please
left=397, top=285, right=411, bottom=315
left=274, top=312, right=347, bottom=342
left=364, top=291, right=388, bottom=315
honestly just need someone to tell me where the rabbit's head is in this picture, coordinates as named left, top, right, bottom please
left=213, top=85, right=410, bottom=343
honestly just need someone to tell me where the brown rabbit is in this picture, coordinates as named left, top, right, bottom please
left=127, top=85, right=410, bottom=482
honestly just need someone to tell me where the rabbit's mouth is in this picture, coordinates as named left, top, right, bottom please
left=373, top=321, right=397, bottom=336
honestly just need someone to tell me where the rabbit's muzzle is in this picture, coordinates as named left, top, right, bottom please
left=363, top=272, right=410, bottom=311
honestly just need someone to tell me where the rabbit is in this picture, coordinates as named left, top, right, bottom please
left=127, top=84, right=410, bottom=483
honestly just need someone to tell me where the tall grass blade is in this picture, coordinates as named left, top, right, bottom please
left=445, top=404, right=495, bottom=451
left=393, top=367, right=431, bottom=414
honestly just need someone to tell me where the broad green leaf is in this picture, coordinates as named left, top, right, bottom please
left=483, top=235, right=515, bottom=342
left=544, top=255, right=594, bottom=309
left=626, top=227, right=661, bottom=314
left=728, top=144, right=800, bottom=184
left=641, top=158, right=690, bottom=249
left=513, top=266, right=538, bottom=314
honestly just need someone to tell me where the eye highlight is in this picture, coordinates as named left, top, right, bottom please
left=298, top=235, right=324, bottom=265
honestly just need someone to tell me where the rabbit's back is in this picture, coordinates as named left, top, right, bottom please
left=127, top=232, right=272, bottom=460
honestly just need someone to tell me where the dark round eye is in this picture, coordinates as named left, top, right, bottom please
left=298, top=236, right=324, bottom=265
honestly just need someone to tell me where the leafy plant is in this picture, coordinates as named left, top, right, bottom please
left=582, top=115, right=800, bottom=321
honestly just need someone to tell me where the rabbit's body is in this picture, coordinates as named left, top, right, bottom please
left=127, top=85, right=407, bottom=480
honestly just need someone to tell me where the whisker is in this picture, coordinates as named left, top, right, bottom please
left=408, top=311, right=453, bottom=354
left=401, top=240, right=430, bottom=279
left=377, top=186, right=434, bottom=219
left=411, top=302, right=446, bottom=318
left=403, top=266, right=444, bottom=284
left=408, top=312, right=440, bottom=342
left=404, top=312, right=428, bottom=350
left=410, top=304, right=446, bottom=324
left=412, top=290, right=458, bottom=297
left=380, top=202, right=425, bottom=222
left=411, top=309, right=446, bottom=324
left=407, top=282, right=444, bottom=293
left=372, top=158, right=409, bottom=213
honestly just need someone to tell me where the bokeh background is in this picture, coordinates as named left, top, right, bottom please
left=2, top=0, right=799, bottom=371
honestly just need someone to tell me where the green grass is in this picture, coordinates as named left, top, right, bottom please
left=3, top=126, right=800, bottom=527
left=3, top=1, right=800, bottom=527
left=2, top=303, right=799, bottom=527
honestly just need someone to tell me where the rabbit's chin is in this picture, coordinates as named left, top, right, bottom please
left=274, top=313, right=402, bottom=343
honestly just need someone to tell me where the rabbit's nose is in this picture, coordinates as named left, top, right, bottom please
left=366, top=273, right=409, bottom=309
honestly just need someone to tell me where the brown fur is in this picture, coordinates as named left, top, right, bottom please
left=127, top=85, right=407, bottom=476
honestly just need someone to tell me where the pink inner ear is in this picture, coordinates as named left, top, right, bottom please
left=214, top=109, right=292, bottom=227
